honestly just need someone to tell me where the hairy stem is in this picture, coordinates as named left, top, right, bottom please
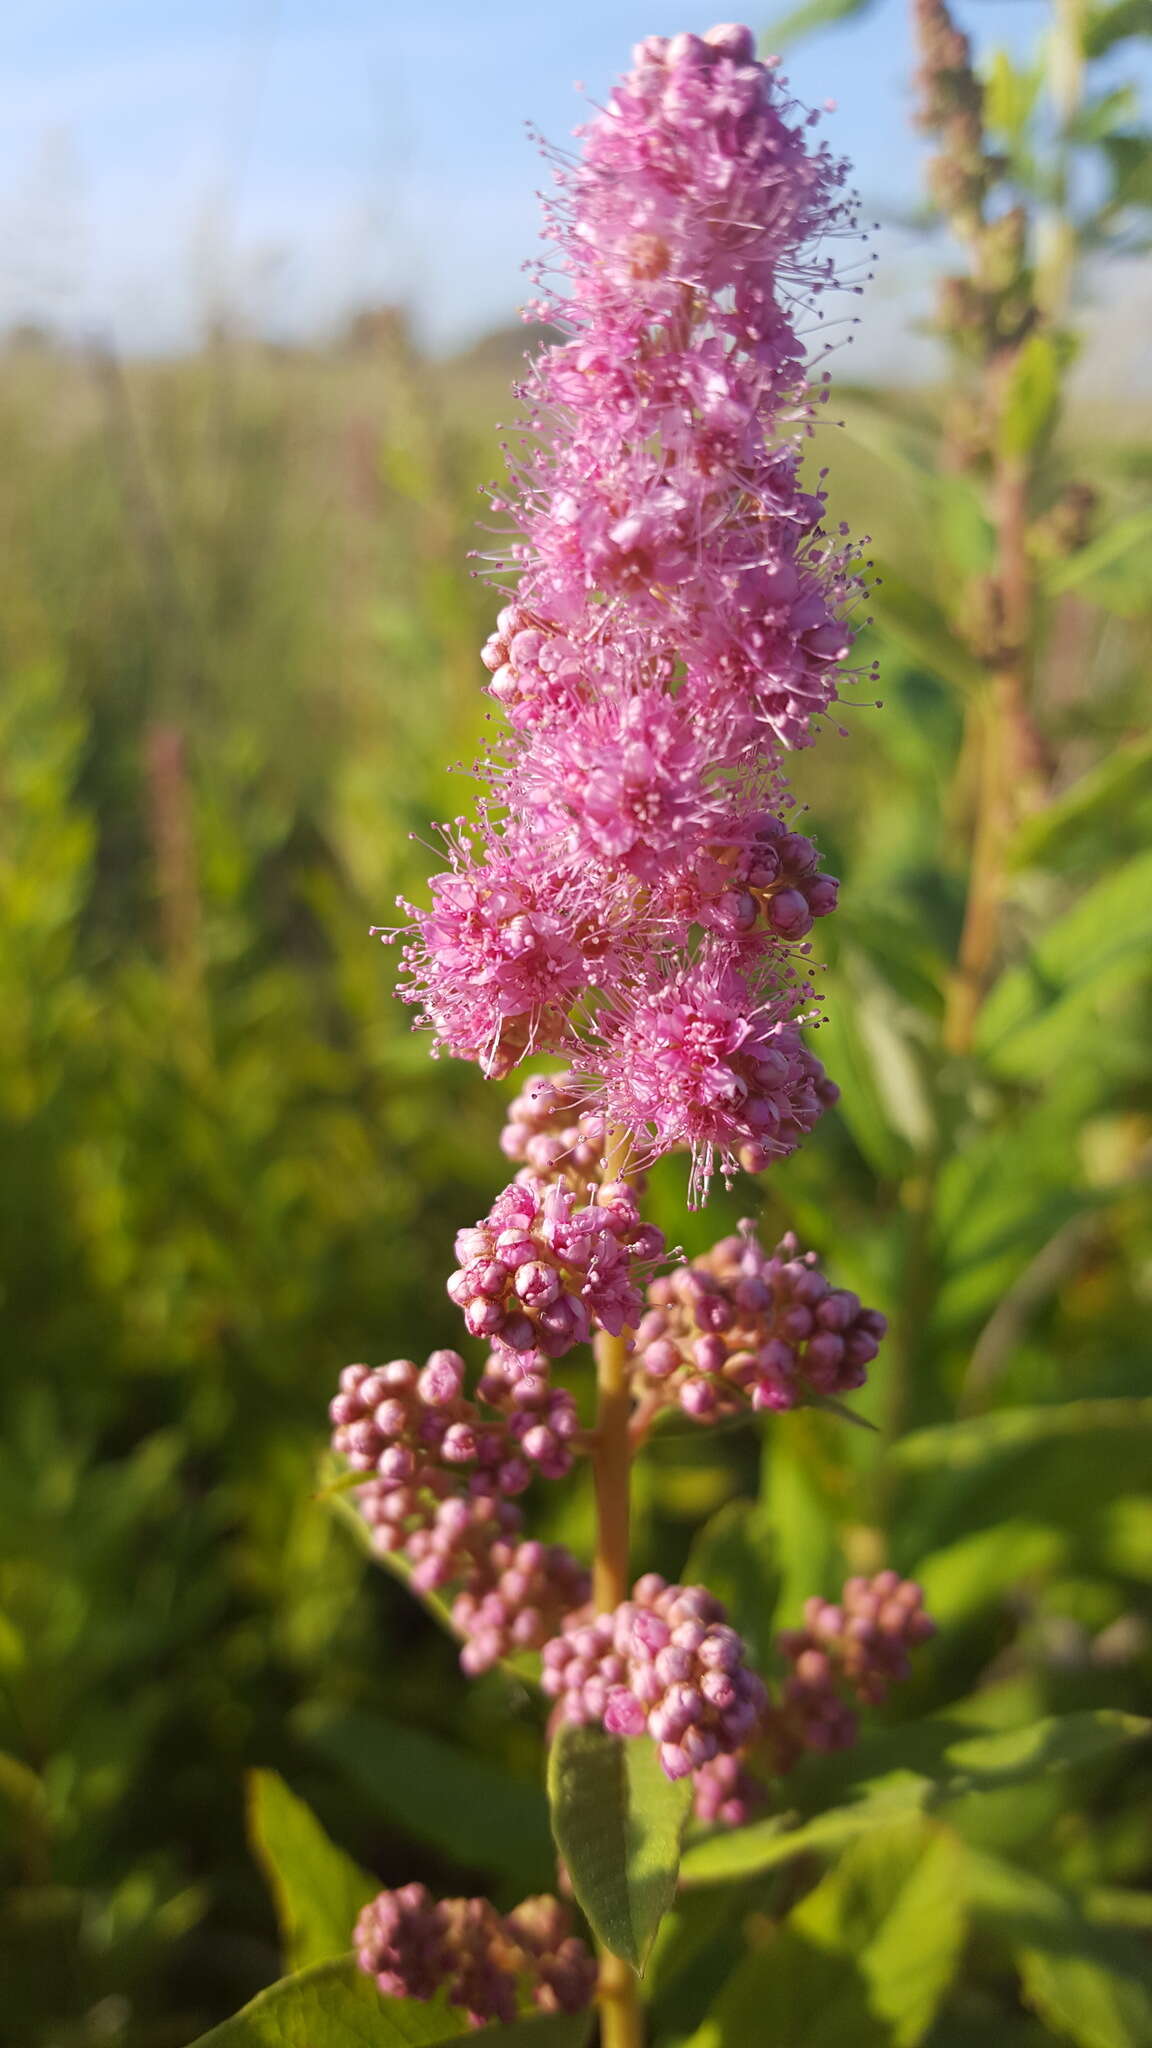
left=591, top=1126, right=644, bottom=2047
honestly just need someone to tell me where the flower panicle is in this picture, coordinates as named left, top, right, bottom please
left=385, top=21, right=867, bottom=1201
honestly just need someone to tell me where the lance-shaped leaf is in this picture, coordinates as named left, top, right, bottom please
left=185, top=1958, right=595, bottom=2048
left=686, top=1817, right=966, bottom=2047
left=184, top=1955, right=467, bottom=2047
left=303, top=1706, right=554, bottom=1890
left=548, top=1723, right=693, bottom=1970
left=247, top=1770, right=377, bottom=1971
left=680, top=1711, right=1150, bottom=1886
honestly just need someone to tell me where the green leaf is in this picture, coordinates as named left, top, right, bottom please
left=977, top=849, right=1152, bottom=1074
left=984, top=48, right=1043, bottom=147
left=684, top=1924, right=889, bottom=2048
left=1005, top=728, right=1152, bottom=868
left=1045, top=505, right=1152, bottom=596
left=302, top=1708, right=554, bottom=1890
left=247, top=1770, right=377, bottom=1971
left=1020, top=1950, right=1152, bottom=2048
left=762, top=0, right=879, bottom=52
left=998, top=335, right=1060, bottom=459
left=759, top=1421, right=841, bottom=1627
left=184, top=1956, right=468, bottom=2047
left=1085, top=0, right=1152, bottom=55
left=470, top=2021, right=594, bottom=2047
left=915, top=1521, right=1067, bottom=1626
left=547, top=1722, right=693, bottom=1970
left=685, top=1818, right=966, bottom=2047
left=1101, top=130, right=1152, bottom=213
left=870, top=564, right=984, bottom=695
left=684, top=1499, right=780, bottom=1665
left=797, top=1820, right=967, bottom=2045
left=893, top=1398, right=1152, bottom=1474
left=681, top=1785, right=931, bottom=1887
left=680, top=1712, right=1150, bottom=1887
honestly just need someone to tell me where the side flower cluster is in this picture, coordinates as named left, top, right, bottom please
left=330, top=1354, right=589, bottom=1671
left=355, top=1885, right=595, bottom=2028
left=500, top=1071, right=612, bottom=1189
left=688, top=1564, right=934, bottom=1826
left=691, top=1570, right=936, bottom=1823
left=632, top=1225, right=887, bottom=1421
left=541, top=1576, right=766, bottom=1782
left=766, top=1572, right=935, bottom=1768
left=386, top=24, right=864, bottom=1202
left=448, top=1175, right=664, bottom=1362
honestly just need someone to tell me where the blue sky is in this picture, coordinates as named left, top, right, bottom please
left=0, top=1, right=1144, bottom=375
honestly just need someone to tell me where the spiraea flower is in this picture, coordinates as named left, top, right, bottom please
left=355, top=1884, right=595, bottom=2026
left=330, top=1354, right=590, bottom=1669
left=590, top=957, right=837, bottom=1201
left=383, top=24, right=865, bottom=1200
left=693, top=1571, right=936, bottom=1826
left=541, top=1574, right=766, bottom=1782
left=632, top=1224, right=887, bottom=1420
left=499, top=1070, right=611, bottom=1190
left=447, top=1175, right=664, bottom=1361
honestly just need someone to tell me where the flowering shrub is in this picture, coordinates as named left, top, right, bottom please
left=185, top=16, right=1152, bottom=2048
left=346, top=24, right=930, bottom=2040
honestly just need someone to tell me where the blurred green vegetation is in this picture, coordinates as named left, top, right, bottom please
left=1, top=171, right=1150, bottom=2048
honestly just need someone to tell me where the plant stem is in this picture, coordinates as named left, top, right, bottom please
left=591, top=1125, right=644, bottom=2048
left=593, top=1315, right=634, bottom=1614
left=598, top=1950, right=644, bottom=2048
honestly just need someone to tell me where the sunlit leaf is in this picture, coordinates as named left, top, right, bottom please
left=680, top=1712, right=1149, bottom=1886
left=761, top=0, right=879, bottom=52
left=998, top=335, right=1061, bottom=459
left=1044, top=506, right=1152, bottom=595
left=870, top=564, right=984, bottom=694
left=247, top=1770, right=377, bottom=1971
left=1020, top=1951, right=1152, bottom=2048
left=184, top=1956, right=466, bottom=2047
left=798, top=1819, right=967, bottom=2044
left=976, top=849, right=1152, bottom=1074
left=684, top=1923, right=889, bottom=2047
left=893, top=1398, right=1152, bottom=1472
left=547, top=1722, right=692, bottom=1970
left=1005, top=728, right=1152, bottom=867
left=1084, top=0, right=1152, bottom=54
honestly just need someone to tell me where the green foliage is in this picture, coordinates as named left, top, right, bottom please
left=678, top=1712, right=1151, bottom=1887
left=2, top=1, right=1151, bottom=2036
left=185, top=1957, right=465, bottom=2047
left=185, top=1958, right=593, bottom=2048
left=547, top=1724, right=693, bottom=1970
left=683, top=1501, right=781, bottom=1666
left=303, top=1709, right=554, bottom=1890
left=247, top=1773, right=377, bottom=1972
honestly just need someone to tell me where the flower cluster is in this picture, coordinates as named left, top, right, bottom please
left=767, top=1572, right=935, bottom=1767
left=355, top=1884, right=595, bottom=2028
left=448, top=1175, right=664, bottom=1361
left=691, top=812, right=841, bottom=944
left=500, top=1071, right=611, bottom=1191
left=632, top=1225, right=887, bottom=1421
left=330, top=1356, right=589, bottom=1670
left=691, top=1571, right=935, bottom=1825
left=541, top=1575, right=766, bottom=1782
left=386, top=25, right=864, bottom=1201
